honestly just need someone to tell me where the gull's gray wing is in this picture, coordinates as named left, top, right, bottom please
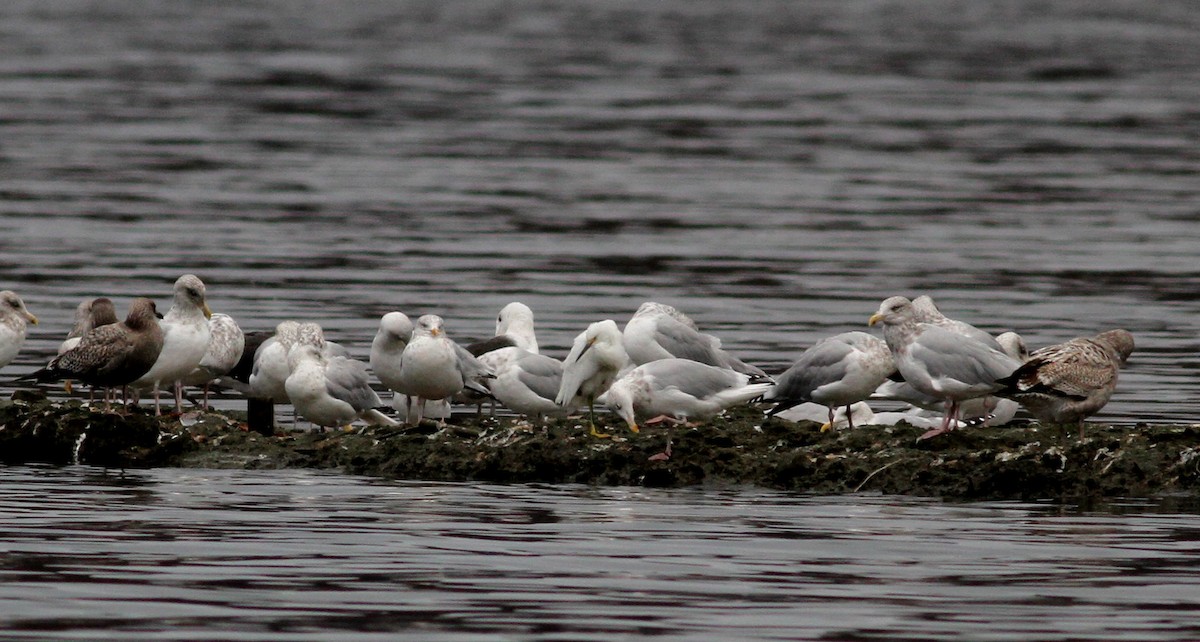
left=325, top=356, right=382, bottom=411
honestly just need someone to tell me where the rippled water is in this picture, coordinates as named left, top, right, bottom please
left=0, top=465, right=1198, bottom=641
left=0, top=1, right=1197, bottom=422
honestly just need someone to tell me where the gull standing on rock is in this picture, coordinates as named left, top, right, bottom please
left=134, top=275, right=213, bottom=415
left=181, top=313, right=245, bottom=409
left=395, top=315, right=492, bottom=426
left=20, top=298, right=163, bottom=411
left=761, top=331, right=894, bottom=429
left=460, top=302, right=541, bottom=415
left=285, top=343, right=398, bottom=429
left=601, top=358, right=773, bottom=434
left=869, top=296, right=1021, bottom=440
left=995, top=329, right=1134, bottom=440
left=623, top=302, right=765, bottom=377
left=556, top=319, right=630, bottom=437
left=0, top=290, right=38, bottom=372
left=369, top=311, right=447, bottom=419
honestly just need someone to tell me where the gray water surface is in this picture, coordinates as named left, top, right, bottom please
left=1, top=466, right=1199, bottom=641
left=0, top=0, right=1197, bottom=422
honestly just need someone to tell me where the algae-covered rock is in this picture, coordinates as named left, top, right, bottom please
left=2, top=395, right=1199, bottom=501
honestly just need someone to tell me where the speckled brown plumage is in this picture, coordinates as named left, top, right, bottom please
left=996, top=329, right=1134, bottom=439
left=26, top=298, right=164, bottom=391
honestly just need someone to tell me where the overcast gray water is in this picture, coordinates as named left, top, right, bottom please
left=0, top=466, right=1199, bottom=642
left=0, top=2, right=1198, bottom=638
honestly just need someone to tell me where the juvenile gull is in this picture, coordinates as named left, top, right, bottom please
left=761, top=331, right=894, bottom=429
left=601, top=358, right=773, bottom=434
left=58, top=297, right=117, bottom=355
left=489, top=349, right=572, bottom=420
left=623, top=302, right=765, bottom=377
left=995, top=329, right=1134, bottom=440
left=181, top=313, right=245, bottom=409
left=394, top=315, right=492, bottom=426
left=0, top=290, right=38, bottom=371
left=869, top=296, right=1020, bottom=440
left=20, top=298, right=163, bottom=411
left=285, top=343, right=398, bottom=429
left=556, top=319, right=630, bottom=437
left=134, top=274, right=213, bottom=415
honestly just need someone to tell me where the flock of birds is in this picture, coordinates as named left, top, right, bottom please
left=0, top=275, right=1136, bottom=446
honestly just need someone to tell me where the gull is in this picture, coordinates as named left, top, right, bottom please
left=181, top=313, right=245, bottom=410
left=489, top=349, right=572, bottom=420
left=601, top=358, right=773, bottom=434
left=820, top=401, right=973, bottom=432
left=911, top=295, right=1004, bottom=352
left=0, top=290, right=38, bottom=372
left=285, top=343, right=398, bottom=429
left=556, top=319, right=630, bottom=437
left=871, top=330, right=1029, bottom=427
left=995, top=329, right=1134, bottom=440
left=19, top=298, right=163, bottom=411
left=869, top=295, right=1021, bottom=440
left=58, top=297, right=117, bottom=355
left=459, top=302, right=541, bottom=415
left=369, top=311, right=449, bottom=420
left=395, top=315, right=492, bottom=426
left=57, top=297, right=118, bottom=398
left=761, top=331, right=894, bottom=429
left=247, top=321, right=302, bottom=403
left=133, top=274, right=213, bottom=415
left=623, top=302, right=765, bottom=376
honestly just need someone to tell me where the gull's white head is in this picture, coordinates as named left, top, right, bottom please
left=414, top=314, right=445, bottom=338
left=868, top=296, right=915, bottom=328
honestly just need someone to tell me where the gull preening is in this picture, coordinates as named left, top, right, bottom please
left=601, top=358, right=773, bottom=434
left=996, top=329, right=1134, bottom=440
left=557, top=319, right=629, bottom=437
left=248, top=321, right=302, bottom=403
left=761, top=331, right=894, bottom=429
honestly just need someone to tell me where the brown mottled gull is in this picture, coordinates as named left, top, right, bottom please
left=0, top=290, right=38, bottom=371
left=58, top=297, right=117, bottom=355
left=869, top=296, right=1021, bottom=440
left=761, top=331, right=895, bottom=429
left=995, top=329, right=1134, bottom=440
left=20, top=298, right=164, bottom=410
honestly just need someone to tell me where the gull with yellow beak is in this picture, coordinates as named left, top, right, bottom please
left=0, top=290, right=38, bottom=372
left=133, top=274, right=214, bottom=415
left=394, top=314, right=493, bottom=426
left=869, top=295, right=1020, bottom=440
left=556, top=319, right=630, bottom=437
